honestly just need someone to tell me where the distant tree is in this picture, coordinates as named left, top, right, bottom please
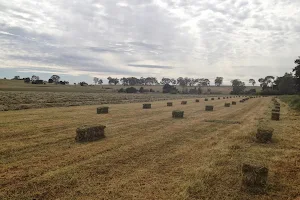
left=50, top=75, right=60, bottom=83
left=198, top=78, right=210, bottom=86
left=120, top=77, right=129, bottom=86
left=275, top=73, right=296, bottom=94
left=32, top=80, right=43, bottom=84
left=231, top=79, right=246, bottom=94
left=177, top=77, right=185, bottom=87
left=161, top=77, right=178, bottom=85
left=126, top=87, right=138, bottom=93
left=139, top=77, right=145, bottom=85
left=12, top=76, right=20, bottom=80
left=249, top=79, right=256, bottom=86
left=114, top=78, right=119, bottom=85
left=183, top=77, right=191, bottom=87
left=170, top=78, right=176, bottom=85
left=98, top=79, right=103, bottom=85
left=107, top=77, right=112, bottom=84
left=128, top=77, right=139, bottom=85
left=214, top=77, right=223, bottom=86
left=24, top=77, right=30, bottom=83
left=258, top=78, right=265, bottom=88
left=163, top=84, right=178, bottom=94
left=293, top=56, right=300, bottom=92
left=176, top=77, right=192, bottom=93
left=139, top=87, right=144, bottom=93
left=31, top=75, right=39, bottom=82
left=144, top=77, right=158, bottom=85
left=258, top=76, right=275, bottom=90
left=120, top=77, right=151, bottom=85
left=153, top=77, right=159, bottom=85
left=189, top=78, right=199, bottom=86
left=160, top=77, right=172, bottom=85
left=93, top=77, right=99, bottom=85
left=107, top=77, right=119, bottom=85
left=79, top=81, right=88, bottom=86
left=59, top=81, right=69, bottom=85
left=265, top=76, right=275, bottom=88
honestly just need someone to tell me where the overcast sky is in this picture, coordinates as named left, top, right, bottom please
left=0, top=0, right=300, bottom=84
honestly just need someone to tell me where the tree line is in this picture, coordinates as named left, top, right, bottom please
left=90, top=76, right=224, bottom=87
left=11, top=75, right=69, bottom=85
left=10, top=56, right=300, bottom=95
left=230, top=56, right=300, bottom=95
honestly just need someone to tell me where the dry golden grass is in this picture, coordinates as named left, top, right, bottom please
left=0, top=91, right=201, bottom=111
left=0, top=97, right=299, bottom=200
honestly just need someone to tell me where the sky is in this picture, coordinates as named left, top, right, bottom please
left=0, top=0, right=300, bottom=85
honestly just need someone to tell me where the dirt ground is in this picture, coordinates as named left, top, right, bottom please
left=0, top=97, right=299, bottom=200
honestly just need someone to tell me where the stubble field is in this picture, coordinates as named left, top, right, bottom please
left=0, top=96, right=299, bottom=200
left=0, top=91, right=200, bottom=111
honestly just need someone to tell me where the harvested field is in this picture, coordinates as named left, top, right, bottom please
left=0, top=91, right=203, bottom=111
left=1, top=97, right=300, bottom=199
left=204, top=119, right=241, bottom=124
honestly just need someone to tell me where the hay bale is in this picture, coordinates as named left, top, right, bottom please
left=224, top=103, right=231, bottom=107
left=205, top=98, right=208, bottom=101
left=211, top=98, right=215, bottom=100
left=75, top=125, right=106, bottom=142
left=232, top=101, right=237, bottom=105
left=195, top=99, right=200, bottom=102
left=241, top=164, right=268, bottom=194
left=181, top=101, right=187, bottom=105
left=143, top=104, right=151, bottom=109
left=205, top=105, right=214, bottom=111
left=240, top=100, right=245, bottom=103
left=97, top=107, right=109, bottom=114
left=172, top=110, right=184, bottom=118
left=223, top=97, right=225, bottom=99
left=272, top=108, right=280, bottom=113
left=256, top=127, right=274, bottom=143
left=218, top=97, right=220, bottom=100
left=271, top=112, right=280, bottom=120
left=167, top=102, right=173, bottom=106
left=275, top=103, right=280, bottom=107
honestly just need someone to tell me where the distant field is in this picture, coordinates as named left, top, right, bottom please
left=0, top=79, right=261, bottom=94
left=1, top=97, right=299, bottom=199
left=0, top=91, right=204, bottom=111
left=0, top=79, right=260, bottom=111
left=0, top=79, right=109, bottom=93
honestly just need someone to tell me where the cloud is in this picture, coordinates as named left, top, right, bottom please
left=0, top=0, right=300, bottom=84
left=128, top=64, right=173, bottom=69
